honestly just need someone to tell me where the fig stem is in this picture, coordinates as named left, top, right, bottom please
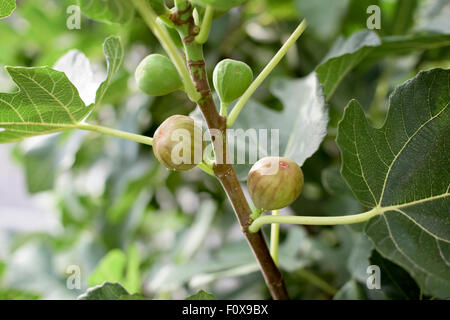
left=249, top=208, right=381, bottom=233
left=195, top=6, right=214, bottom=44
left=219, top=101, right=229, bottom=116
left=132, top=0, right=201, bottom=102
left=227, top=19, right=307, bottom=128
left=76, top=123, right=153, bottom=146
left=270, top=209, right=280, bottom=267
left=297, top=269, right=338, bottom=295
left=249, top=207, right=263, bottom=220
left=78, top=123, right=216, bottom=176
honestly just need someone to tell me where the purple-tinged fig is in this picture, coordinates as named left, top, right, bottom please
left=248, top=157, right=303, bottom=210
left=153, top=115, right=204, bottom=171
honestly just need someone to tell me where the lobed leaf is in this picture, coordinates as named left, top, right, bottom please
left=336, top=68, right=450, bottom=298
left=0, top=66, right=91, bottom=143
left=0, top=37, right=123, bottom=144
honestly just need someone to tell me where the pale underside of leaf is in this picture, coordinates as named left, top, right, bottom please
left=336, top=68, right=450, bottom=298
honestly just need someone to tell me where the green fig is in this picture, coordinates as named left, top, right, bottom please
left=153, top=115, right=205, bottom=171
left=135, top=54, right=183, bottom=96
left=247, top=157, right=304, bottom=211
left=213, top=59, right=253, bottom=104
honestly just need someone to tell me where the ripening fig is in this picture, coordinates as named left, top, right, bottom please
left=213, top=59, right=253, bottom=104
left=135, top=54, right=183, bottom=96
left=153, top=115, right=204, bottom=171
left=247, top=157, right=304, bottom=211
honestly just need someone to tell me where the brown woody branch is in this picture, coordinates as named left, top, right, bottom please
left=170, top=1, right=289, bottom=300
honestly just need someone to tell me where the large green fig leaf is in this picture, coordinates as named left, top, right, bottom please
left=336, top=68, right=450, bottom=298
left=0, top=37, right=123, bottom=143
left=0, top=0, right=15, bottom=18
left=79, top=0, right=135, bottom=25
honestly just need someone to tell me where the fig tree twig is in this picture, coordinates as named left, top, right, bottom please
left=170, top=0, right=289, bottom=300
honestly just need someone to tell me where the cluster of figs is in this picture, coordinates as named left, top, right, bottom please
left=135, top=53, right=303, bottom=211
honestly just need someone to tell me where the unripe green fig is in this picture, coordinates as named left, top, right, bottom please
left=153, top=115, right=205, bottom=171
left=213, top=59, right=253, bottom=104
left=247, top=157, right=304, bottom=210
left=135, top=54, right=183, bottom=96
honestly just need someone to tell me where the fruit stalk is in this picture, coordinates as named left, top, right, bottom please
left=170, top=0, right=289, bottom=300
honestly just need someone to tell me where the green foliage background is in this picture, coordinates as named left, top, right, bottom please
left=0, top=0, right=448, bottom=299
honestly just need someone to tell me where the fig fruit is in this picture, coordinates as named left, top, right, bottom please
left=153, top=115, right=204, bottom=171
left=135, top=54, right=183, bottom=96
left=213, top=59, right=253, bottom=104
left=247, top=157, right=304, bottom=210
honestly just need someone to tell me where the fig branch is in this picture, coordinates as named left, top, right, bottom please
left=168, top=0, right=289, bottom=300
